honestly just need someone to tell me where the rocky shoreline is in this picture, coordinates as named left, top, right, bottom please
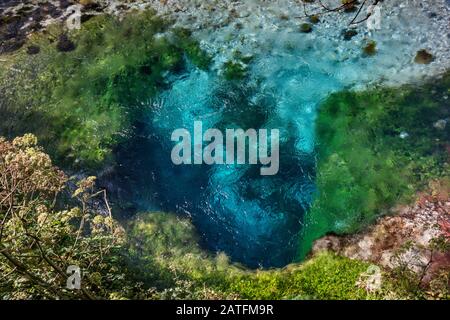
left=312, top=179, right=450, bottom=289
left=2, top=1, right=450, bottom=85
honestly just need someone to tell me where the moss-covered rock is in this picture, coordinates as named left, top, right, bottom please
left=300, top=23, right=313, bottom=33
left=414, top=49, right=434, bottom=64
left=309, top=15, right=320, bottom=24
left=223, top=60, right=247, bottom=80
left=342, top=29, right=358, bottom=41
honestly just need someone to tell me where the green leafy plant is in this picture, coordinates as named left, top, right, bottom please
left=0, top=134, right=152, bottom=299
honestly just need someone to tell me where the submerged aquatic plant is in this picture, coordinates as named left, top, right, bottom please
left=299, top=73, right=450, bottom=259
left=300, top=23, right=313, bottom=33
left=362, top=40, right=377, bottom=56
left=0, top=10, right=211, bottom=168
left=125, top=212, right=379, bottom=300
left=222, top=60, right=248, bottom=80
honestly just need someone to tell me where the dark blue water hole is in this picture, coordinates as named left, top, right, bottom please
left=112, top=69, right=326, bottom=268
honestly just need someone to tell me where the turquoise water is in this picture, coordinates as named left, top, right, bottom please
left=119, top=54, right=344, bottom=267
left=0, top=0, right=448, bottom=270
left=114, top=1, right=450, bottom=268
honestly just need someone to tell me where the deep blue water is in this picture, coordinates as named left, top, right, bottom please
left=108, top=0, right=450, bottom=267
left=113, top=60, right=344, bottom=268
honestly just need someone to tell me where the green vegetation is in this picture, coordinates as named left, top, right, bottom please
left=309, top=15, right=320, bottom=24
left=1, top=135, right=446, bottom=300
left=362, top=40, right=377, bottom=56
left=1, top=7, right=448, bottom=301
left=124, top=212, right=379, bottom=300
left=300, top=73, right=450, bottom=259
left=0, top=10, right=210, bottom=168
left=223, top=60, right=248, bottom=80
left=0, top=134, right=152, bottom=299
left=125, top=211, right=448, bottom=300
left=220, top=50, right=254, bottom=81
left=172, top=28, right=212, bottom=70
left=0, top=135, right=381, bottom=300
left=225, top=252, right=372, bottom=300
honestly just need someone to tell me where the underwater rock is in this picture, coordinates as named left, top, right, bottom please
left=234, top=22, right=243, bottom=30
left=415, top=49, right=434, bottom=64
left=362, top=40, right=377, bottom=57
left=56, top=34, right=76, bottom=52
left=309, top=15, right=320, bottom=24
left=26, top=45, right=40, bottom=55
left=342, top=29, right=358, bottom=41
left=300, top=23, right=313, bottom=33
left=279, top=13, right=289, bottom=21
left=433, top=119, right=447, bottom=130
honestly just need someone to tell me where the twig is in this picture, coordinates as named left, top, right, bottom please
left=349, top=0, right=368, bottom=25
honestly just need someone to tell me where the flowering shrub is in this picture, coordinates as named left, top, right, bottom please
left=0, top=134, right=150, bottom=299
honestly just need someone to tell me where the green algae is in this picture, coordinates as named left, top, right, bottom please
left=0, top=11, right=211, bottom=168
left=128, top=212, right=449, bottom=299
left=362, top=40, right=377, bottom=56
left=299, top=73, right=450, bottom=260
left=172, top=27, right=212, bottom=70
left=125, top=212, right=379, bottom=300
left=219, top=50, right=255, bottom=81
left=223, top=60, right=248, bottom=80
left=300, top=23, right=313, bottom=33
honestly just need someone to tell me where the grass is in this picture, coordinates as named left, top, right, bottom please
left=124, top=212, right=380, bottom=300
